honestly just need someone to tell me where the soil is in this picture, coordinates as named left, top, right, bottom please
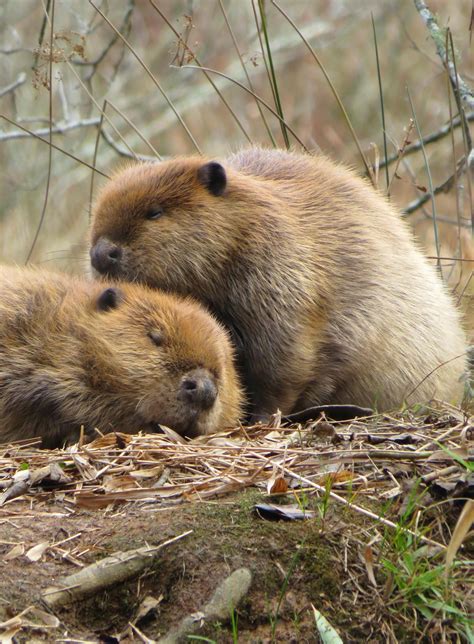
left=0, top=489, right=397, bottom=643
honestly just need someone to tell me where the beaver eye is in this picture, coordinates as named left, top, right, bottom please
left=148, top=330, right=164, bottom=346
left=145, top=207, right=164, bottom=220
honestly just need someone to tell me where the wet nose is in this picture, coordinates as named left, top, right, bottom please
left=178, top=369, right=218, bottom=410
left=90, top=238, right=122, bottom=274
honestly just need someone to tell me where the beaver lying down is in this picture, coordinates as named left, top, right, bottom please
left=0, top=266, right=243, bottom=448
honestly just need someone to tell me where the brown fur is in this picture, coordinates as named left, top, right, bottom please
left=0, top=266, right=243, bottom=447
left=90, top=147, right=468, bottom=415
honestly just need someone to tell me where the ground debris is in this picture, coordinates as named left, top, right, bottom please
left=0, top=405, right=471, bottom=528
left=158, top=567, right=252, bottom=643
left=42, top=530, right=192, bottom=608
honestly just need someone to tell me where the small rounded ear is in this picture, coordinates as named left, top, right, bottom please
left=97, top=287, right=122, bottom=312
left=197, top=161, right=227, bottom=196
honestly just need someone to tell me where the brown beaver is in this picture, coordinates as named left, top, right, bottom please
left=89, top=147, right=468, bottom=416
left=0, top=266, right=243, bottom=448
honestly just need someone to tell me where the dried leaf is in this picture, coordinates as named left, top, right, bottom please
left=363, top=544, right=377, bottom=587
left=133, top=594, right=163, bottom=625
left=88, top=432, right=133, bottom=449
left=131, top=465, right=165, bottom=479
left=266, top=474, right=288, bottom=495
left=0, top=480, right=30, bottom=506
left=0, top=625, right=20, bottom=642
left=4, top=543, right=25, bottom=561
left=446, top=500, right=474, bottom=571
left=29, top=462, right=70, bottom=486
left=311, top=604, right=343, bottom=643
left=25, top=542, right=50, bottom=562
left=158, top=425, right=187, bottom=444
left=103, top=474, right=139, bottom=491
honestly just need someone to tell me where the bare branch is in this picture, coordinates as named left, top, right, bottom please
left=100, top=128, right=156, bottom=162
left=179, top=64, right=308, bottom=150
left=402, top=156, right=467, bottom=215
left=0, top=73, right=27, bottom=98
left=89, top=0, right=202, bottom=154
left=74, top=0, right=135, bottom=84
left=414, top=0, right=474, bottom=111
left=380, top=112, right=474, bottom=169
left=0, top=114, right=109, bottom=178
left=0, top=117, right=101, bottom=141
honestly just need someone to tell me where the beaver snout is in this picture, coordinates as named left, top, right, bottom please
left=178, top=369, right=217, bottom=410
left=90, top=238, right=123, bottom=275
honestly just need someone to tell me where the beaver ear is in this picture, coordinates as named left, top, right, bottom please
left=96, top=287, right=122, bottom=312
left=197, top=161, right=227, bottom=196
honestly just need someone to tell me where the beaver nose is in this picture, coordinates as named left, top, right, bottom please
left=178, top=369, right=217, bottom=410
left=90, top=238, right=122, bottom=274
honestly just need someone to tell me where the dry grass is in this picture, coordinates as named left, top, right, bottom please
left=0, top=407, right=472, bottom=640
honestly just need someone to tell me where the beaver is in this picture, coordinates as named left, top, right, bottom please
left=0, top=266, right=243, bottom=448
left=89, top=147, right=468, bottom=416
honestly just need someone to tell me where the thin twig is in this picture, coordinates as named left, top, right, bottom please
left=218, top=0, right=276, bottom=147
left=271, top=0, right=374, bottom=182
left=89, top=0, right=202, bottom=154
left=26, top=0, right=55, bottom=264
left=106, top=100, right=161, bottom=159
left=402, top=156, right=467, bottom=215
left=99, top=128, right=155, bottom=162
left=148, top=0, right=253, bottom=146
left=380, top=113, right=474, bottom=170
left=0, top=115, right=109, bottom=178
left=178, top=64, right=307, bottom=150
left=406, top=86, right=440, bottom=268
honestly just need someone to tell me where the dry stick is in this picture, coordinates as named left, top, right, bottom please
left=414, top=0, right=474, bottom=113
left=26, top=0, right=55, bottom=264
left=414, top=1, right=473, bottom=227
left=426, top=256, right=474, bottom=263
left=65, top=61, right=138, bottom=160
left=88, top=101, right=107, bottom=222
left=387, top=119, right=415, bottom=197
left=99, top=128, right=155, bottom=162
left=179, top=65, right=307, bottom=150
left=279, top=465, right=446, bottom=549
left=371, top=13, right=389, bottom=191
left=257, top=0, right=290, bottom=149
left=0, top=116, right=109, bottom=178
left=446, top=30, right=463, bottom=289
left=218, top=0, right=276, bottom=147
left=89, top=0, right=201, bottom=154
left=456, top=270, right=474, bottom=307
left=405, top=352, right=468, bottom=401
left=447, top=30, right=474, bottom=232
left=271, top=0, right=374, bottom=183
left=402, top=156, right=467, bottom=215
left=406, top=87, right=441, bottom=270
left=74, top=0, right=134, bottom=72
left=106, top=100, right=161, bottom=159
left=380, top=113, right=474, bottom=169
left=42, top=530, right=193, bottom=607
left=148, top=0, right=253, bottom=146
left=33, top=0, right=51, bottom=69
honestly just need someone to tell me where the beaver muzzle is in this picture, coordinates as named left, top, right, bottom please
left=178, top=368, right=218, bottom=410
left=90, top=237, right=123, bottom=275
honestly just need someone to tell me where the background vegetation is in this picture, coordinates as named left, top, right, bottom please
left=1, top=1, right=472, bottom=335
